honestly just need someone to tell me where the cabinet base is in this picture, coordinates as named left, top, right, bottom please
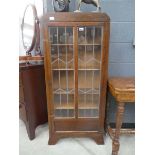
left=48, top=131, right=104, bottom=145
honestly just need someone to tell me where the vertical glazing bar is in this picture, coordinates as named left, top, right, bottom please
left=99, top=27, right=103, bottom=111
left=74, top=26, right=78, bottom=119
left=84, top=27, right=87, bottom=117
left=57, top=27, right=61, bottom=116
left=92, top=26, right=95, bottom=117
left=65, top=27, right=69, bottom=117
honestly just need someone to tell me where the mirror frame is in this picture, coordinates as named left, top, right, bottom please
left=21, top=4, right=39, bottom=55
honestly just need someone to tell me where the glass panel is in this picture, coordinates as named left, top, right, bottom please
left=78, top=45, right=101, bottom=69
left=66, top=27, right=73, bottom=44
left=51, top=45, right=58, bottom=63
left=49, top=26, right=74, bottom=118
left=86, top=27, right=94, bottom=44
left=49, top=27, right=57, bottom=44
left=58, top=27, right=65, bottom=44
left=94, top=45, right=101, bottom=62
left=54, top=94, right=74, bottom=117
left=94, top=27, right=102, bottom=44
left=78, top=26, right=102, bottom=118
left=78, top=27, right=86, bottom=45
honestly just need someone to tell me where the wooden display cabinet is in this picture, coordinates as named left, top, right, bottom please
left=42, top=13, right=110, bottom=144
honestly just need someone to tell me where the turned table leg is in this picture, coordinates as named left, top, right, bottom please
left=112, top=102, right=125, bottom=155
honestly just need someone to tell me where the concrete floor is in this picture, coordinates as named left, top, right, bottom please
left=19, top=120, right=135, bottom=155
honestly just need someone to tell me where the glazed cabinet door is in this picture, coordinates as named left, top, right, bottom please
left=49, top=26, right=75, bottom=118
left=78, top=26, right=103, bottom=118
left=48, top=24, right=104, bottom=119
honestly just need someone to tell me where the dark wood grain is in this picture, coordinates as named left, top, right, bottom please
left=19, top=63, right=48, bottom=140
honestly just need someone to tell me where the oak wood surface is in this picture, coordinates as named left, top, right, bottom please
left=108, top=77, right=135, bottom=102
left=43, top=12, right=110, bottom=145
left=43, top=12, right=110, bottom=23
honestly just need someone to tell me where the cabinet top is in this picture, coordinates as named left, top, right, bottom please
left=42, top=12, right=110, bottom=23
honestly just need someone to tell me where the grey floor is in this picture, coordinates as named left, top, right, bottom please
left=19, top=120, right=135, bottom=155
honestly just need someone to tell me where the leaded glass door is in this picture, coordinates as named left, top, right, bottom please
left=49, top=25, right=103, bottom=119
left=49, top=26, right=75, bottom=118
left=78, top=26, right=103, bottom=118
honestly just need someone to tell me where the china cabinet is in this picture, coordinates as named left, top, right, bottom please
left=42, top=12, right=110, bottom=144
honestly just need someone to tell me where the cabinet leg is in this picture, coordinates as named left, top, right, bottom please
left=26, top=124, right=35, bottom=140
left=93, top=134, right=104, bottom=145
left=112, top=102, right=125, bottom=155
left=48, top=135, right=59, bottom=145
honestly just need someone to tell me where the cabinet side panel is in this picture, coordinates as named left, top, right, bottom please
left=99, top=21, right=110, bottom=132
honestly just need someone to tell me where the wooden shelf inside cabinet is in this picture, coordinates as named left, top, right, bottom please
left=78, top=44, right=101, bottom=45
left=54, top=103, right=74, bottom=109
left=54, top=102, right=98, bottom=110
left=79, top=103, right=98, bottom=109
left=43, top=12, right=110, bottom=145
left=51, top=44, right=73, bottom=45
left=52, top=69, right=100, bottom=71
